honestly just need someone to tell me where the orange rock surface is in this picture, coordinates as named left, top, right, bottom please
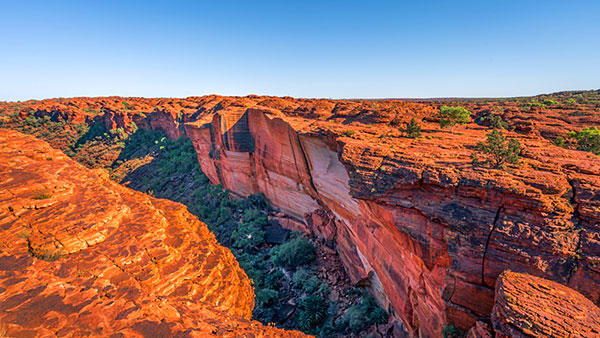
left=0, top=129, right=308, bottom=337
left=1, top=93, right=599, bottom=337
left=491, top=271, right=600, bottom=337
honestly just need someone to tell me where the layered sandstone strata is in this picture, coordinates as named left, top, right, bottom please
left=1, top=94, right=599, bottom=337
left=492, top=271, right=600, bottom=337
left=0, top=129, right=308, bottom=337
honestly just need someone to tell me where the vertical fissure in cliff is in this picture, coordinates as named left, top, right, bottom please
left=566, top=177, right=584, bottom=285
left=481, top=206, right=504, bottom=286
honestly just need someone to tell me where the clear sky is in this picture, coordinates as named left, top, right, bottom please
left=1, top=0, right=599, bottom=101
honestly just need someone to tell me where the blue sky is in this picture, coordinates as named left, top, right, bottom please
left=1, top=0, right=599, bottom=101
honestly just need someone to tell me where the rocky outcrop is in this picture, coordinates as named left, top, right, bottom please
left=0, top=129, right=308, bottom=337
left=2, top=94, right=600, bottom=337
left=491, top=271, right=600, bottom=337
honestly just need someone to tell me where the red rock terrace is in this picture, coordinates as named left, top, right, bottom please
left=0, top=129, right=308, bottom=337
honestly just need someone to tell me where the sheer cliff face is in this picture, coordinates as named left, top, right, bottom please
left=180, top=97, right=600, bottom=337
left=0, top=129, right=308, bottom=338
left=2, top=95, right=599, bottom=337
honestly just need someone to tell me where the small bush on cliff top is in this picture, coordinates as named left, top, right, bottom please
left=472, top=130, right=521, bottom=169
left=270, top=237, right=316, bottom=268
left=486, top=114, right=509, bottom=130
left=342, top=129, right=356, bottom=137
left=438, top=106, right=471, bottom=131
left=404, top=118, right=422, bottom=138
left=567, top=127, right=600, bottom=155
left=31, top=189, right=52, bottom=200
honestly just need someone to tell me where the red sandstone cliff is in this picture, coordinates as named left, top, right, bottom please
left=0, top=128, right=308, bottom=337
left=1, top=94, right=599, bottom=337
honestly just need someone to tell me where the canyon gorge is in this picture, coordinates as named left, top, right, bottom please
left=1, top=92, right=599, bottom=337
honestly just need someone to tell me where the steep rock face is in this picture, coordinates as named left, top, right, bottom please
left=184, top=104, right=600, bottom=337
left=491, top=271, right=600, bottom=337
left=2, top=95, right=600, bottom=337
left=183, top=99, right=600, bottom=337
left=0, top=129, right=308, bottom=338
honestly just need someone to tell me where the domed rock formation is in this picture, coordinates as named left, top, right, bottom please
left=0, top=129, right=308, bottom=337
left=492, top=271, right=600, bottom=338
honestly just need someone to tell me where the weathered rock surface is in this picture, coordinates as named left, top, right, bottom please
left=2, top=94, right=600, bottom=337
left=492, top=271, right=600, bottom=338
left=0, top=129, right=308, bottom=337
left=465, top=321, right=492, bottom=338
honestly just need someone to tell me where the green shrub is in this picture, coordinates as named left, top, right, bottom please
left=297, top=295, right=328, bottom=331
left=554, top=136, right=567, bottom=147
left=29, top=246, right=63, bottom=262
left=486, top=114, right=508, bottom=129
left=438, top=106, right=471, bottom=131
left=543, top=99, right=558, bottom=105
left=404, top=118, right=422, bottom=138
left=338, top=293, right=388, bottom=333
left=242, top=208, right=268, bottom=225
left=339, top=305, right=367, bottom=333
left=255, top=288, right=278, bottom=307
left=569, top=110, right=590, bottom=116
left=270, top=237, right=316, bottom=268
left=293, top=269, right=321, bottom=293
left=122, top=101, right=133, bottom=110
left=521, top=102, right=546, bottom=109
left=237, top=252, right=266, bottom=286
left=472, top=130, right=521, bottom=169
left=369, top=307, right=389, bottom=324
left=264, top=270, right=284, bottom=289
left=565, top=98, right=577, bottom=106
left=231, top=221, right=265, bottom=250
left=31, top=190, right=52, bottom=200
left=442, top=324, right=464, bottom=338
left=567, top=127, right=600, bottom=155
left=343, top=129, right=356, bottom=137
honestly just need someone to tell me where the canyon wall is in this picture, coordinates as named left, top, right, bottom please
left=0, top=128, right=308, bottom=338
left=179, top=98, right=600, bottom=337
left=2, top=95, right=599, bottom=337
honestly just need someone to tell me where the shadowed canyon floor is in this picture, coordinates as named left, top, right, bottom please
left=1, top=91, right=600, bottom=337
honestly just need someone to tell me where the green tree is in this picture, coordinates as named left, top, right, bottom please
left=231, top=221, right=265, bottom=251
left=270, top=237, right=316, bottom=268
left=439, top=106, right=471, bottom=132
left=567, top=127, right=600, bottom=155
left=473, top=130, right=521, bottom=169
left=404, top=118, right=422, bottom=138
